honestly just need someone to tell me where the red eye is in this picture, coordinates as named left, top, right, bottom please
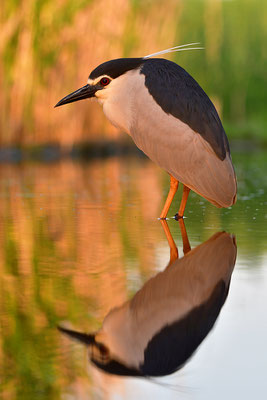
left=100, top=77, right=110, bottom=86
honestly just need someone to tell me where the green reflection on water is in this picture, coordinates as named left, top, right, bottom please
left=0, top=150, right=266, bottom=398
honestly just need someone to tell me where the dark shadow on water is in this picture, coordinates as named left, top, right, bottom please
left=0, top=139, right=264, bottom=164
left=0, top=141, right=146, bottom=164
left=58, top=221, right=237, bottom=378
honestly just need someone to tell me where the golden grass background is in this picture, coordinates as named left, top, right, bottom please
left=1, top=0, right=266, bottom=149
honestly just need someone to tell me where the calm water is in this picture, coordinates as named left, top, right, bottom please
left=0, top=150, right=267, bottom=399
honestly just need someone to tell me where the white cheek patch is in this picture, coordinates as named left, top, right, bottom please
left=95, top=90, right=105, bottom=101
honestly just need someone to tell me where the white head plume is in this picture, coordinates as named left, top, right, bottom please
left=143, top=43, right=204, bottom=59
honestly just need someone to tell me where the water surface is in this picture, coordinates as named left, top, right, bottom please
left=0, top=150, right=267, bottom=399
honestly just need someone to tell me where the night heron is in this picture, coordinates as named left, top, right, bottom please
left=58, top=228, right=237, bottom=377
left=55, top=44, right=237, bottom=218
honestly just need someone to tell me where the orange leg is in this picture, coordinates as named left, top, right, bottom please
left=160, top=175, right=179, bottom=219
left=175, top=185, right=190, bottom=219
left=178, top=218, right=191, bottom=254
left=160, top=219, right=178, bottom=263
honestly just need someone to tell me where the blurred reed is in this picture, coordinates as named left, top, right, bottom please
left=0, top=0, right=266, bottom=149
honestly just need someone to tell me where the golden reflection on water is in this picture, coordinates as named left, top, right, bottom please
left=0, top=158, right=166, bottom=399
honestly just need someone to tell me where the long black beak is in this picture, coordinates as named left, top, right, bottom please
left=54, top=84, right=98, bottom=107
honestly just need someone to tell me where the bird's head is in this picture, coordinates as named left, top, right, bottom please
left=54, top=43, right=204, bottom=108
left=54, top=58, right=144, bottom=108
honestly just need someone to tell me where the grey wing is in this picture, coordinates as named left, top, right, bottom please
left=141, top=59, right=230, bottom=161
left=130, top=75, right=237, bottom=207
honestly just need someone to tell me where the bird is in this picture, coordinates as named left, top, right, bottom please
left=58, top=228, right=237, bottom=377
left=55, top=44, right=237, bottom=219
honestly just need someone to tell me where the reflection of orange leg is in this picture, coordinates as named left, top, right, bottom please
left=160, top=176, right=179, bottom=219
left=178, top=218, right=191, bottom=254
left=160, top=219, right=178, bottom=263
left=176, top=185, right=190, bottom=219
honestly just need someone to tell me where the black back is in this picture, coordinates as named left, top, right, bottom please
left=141, top=59, right=230, bottom=160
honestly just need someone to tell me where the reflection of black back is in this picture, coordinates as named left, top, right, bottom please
left=58, top=232, right=236, bottom=378
left=142, top=280, right=229, bottom=376
left=90, top=280, right=231, bottom=377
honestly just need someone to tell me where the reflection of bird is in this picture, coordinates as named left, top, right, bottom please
left=55, top=44, right=237, bottom=218
left=58, top=224, right=237, bottom=377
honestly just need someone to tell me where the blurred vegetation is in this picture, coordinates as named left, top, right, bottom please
left=0, top=0, right=266, bottom=150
